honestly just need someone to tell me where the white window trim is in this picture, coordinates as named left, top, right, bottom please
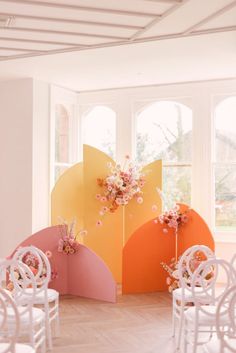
left=50, top=85, right=77, bottom=191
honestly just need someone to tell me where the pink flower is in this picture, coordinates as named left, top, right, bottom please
left=163, top=228, right=168, bottom=234
left=137, top=196, right=143, bottom=204
left=95, top=193, right=101, bottom=200
left=45, top=250, right=52, bottom=259
left=154, top=219, right=158, bottom=224
left=100, top=196, right=107, bottom=203
left=96, top=220, right=103, bottom=227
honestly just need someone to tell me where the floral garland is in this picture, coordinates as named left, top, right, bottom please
left=96, top=156, right=145, bottom=226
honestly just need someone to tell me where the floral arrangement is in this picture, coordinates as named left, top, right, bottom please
left=58, top=218, right=87, bottom=255
left=96, top=156, right=145, bottom=224
left=155, top=203, right=189, bottom=233
left=161, top=251, right=212, bottom=293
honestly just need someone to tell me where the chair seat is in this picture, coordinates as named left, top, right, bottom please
left=6, top=306, right=45, bottom=325
left=185, top=305, right=229, bottom=326
left=19, top=288, right=59, bottom=305
left=203, top=338, right=236, bottom=353
left=0, top=343, right=35, bottom=353
left=173, top=286, right=207, bottom=301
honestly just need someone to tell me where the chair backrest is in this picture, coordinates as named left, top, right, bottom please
left=177, top=244, right=215, bottom=290
left=216, top=284, right=236, bottom=353
left=12, top=245, right=51, bottom=290
left=230, top=254, right=236, bottom=274
left=191, top=258, right=236, bottom=319
left=0, top=259, right=37, bottom=315
left=0, top=286, right=20, bottom=353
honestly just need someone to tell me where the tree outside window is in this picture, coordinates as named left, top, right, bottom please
left=136, top=101, right=192, bottom=209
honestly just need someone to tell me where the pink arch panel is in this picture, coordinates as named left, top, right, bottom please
left=122, top=205, right=215, bottom=294
left=13, top=226, right=116, bottom=303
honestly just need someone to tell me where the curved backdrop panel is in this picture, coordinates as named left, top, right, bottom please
left=122, top=205, right=215, bottom=294
left=12, top=226, right=117, bottom=303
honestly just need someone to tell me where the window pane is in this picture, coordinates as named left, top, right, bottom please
left=215, top=97, right=236, bottom=163
left=83, top=106, right=116, bottom=158
left=163, top=166, right=191, bottom=209
left=55, top=104, right=70, bottom=163
left=215, top=165, right=236, bottom=230
left=136, top=101, right=192, bottom=164
left=54, top=165, right=69, bottom=183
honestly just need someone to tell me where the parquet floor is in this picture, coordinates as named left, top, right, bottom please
left=52, top=289, right=176, bottom=353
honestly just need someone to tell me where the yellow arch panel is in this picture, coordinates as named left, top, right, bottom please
left=125, top=160, right=162, bottom=244
left=83, top=145, right=123, bottom=282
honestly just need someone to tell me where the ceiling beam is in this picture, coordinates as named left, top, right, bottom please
left=0, top=12, right=143, bottom=30
left=1, top=25, right=236, bottom=62
left=0, top=36, right=89, bottom=47
left=1, top=26, right=127, bottom=40
left=1, top=0, right=160, bottom=18
left=183, top=0, right=236, bottom=34
left=130, top=0, right=190, bottom=40
left=145, top=0, right=181, bottom=3
left=0, top=46, right=46, bottom=52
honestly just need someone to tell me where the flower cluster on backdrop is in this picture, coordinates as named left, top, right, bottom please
left=96, top=156, right=145, bottom=226
left=155, top=203, right=189, bottom=234
left=58, top=218, right=87, bottom=255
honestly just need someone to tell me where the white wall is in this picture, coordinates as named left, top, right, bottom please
left=0, top=78, right=50, bottom=257
left=0, top=78, right=33, bottom=257
left=32, top=80, right=50, bottom=233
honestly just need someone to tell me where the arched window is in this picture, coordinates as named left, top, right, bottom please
left=82, top=106, right=116, bottom=158
left=136, top=101, right=192, bottom=208
left=214, top=96, right=236, bottom=230
left=54, top=103, right=72, bottom=182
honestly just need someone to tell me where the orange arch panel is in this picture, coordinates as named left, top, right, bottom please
left=122, top=205, right=215, bottom=294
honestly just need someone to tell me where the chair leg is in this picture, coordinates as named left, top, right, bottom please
left=183, top=316, right=188, bottom=353
left=45, top=303, right=53, bottom=350
left=172, top=299, right=176, bottom=338
left=55, top=298, right=60, bottom=337
left=176, top=302, right=185, bottom=350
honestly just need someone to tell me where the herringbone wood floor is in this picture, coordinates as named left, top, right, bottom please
left=52, top=290, right=176, bottom=353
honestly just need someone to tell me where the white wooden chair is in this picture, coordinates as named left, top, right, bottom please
left=0, top=286, right=36, bottom=353
left=203, top=283, right=236, bottom=353
left=0, top=259, right=46, bottom=353
left=172, top=244, right=215, bottom=349
left=183, top=258, right=236, bottom=353
left=13, top=246, right=59, bottom=350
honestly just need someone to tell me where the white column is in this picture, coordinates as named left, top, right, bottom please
left=0, top=78, right=50, bottom=257
left=0, top=78, right=33, bottom=257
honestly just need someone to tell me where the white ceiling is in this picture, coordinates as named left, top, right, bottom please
left=0, top=0, right=235, bottom=91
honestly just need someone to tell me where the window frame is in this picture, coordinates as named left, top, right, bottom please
left=212, top=94, right=236, bottom=237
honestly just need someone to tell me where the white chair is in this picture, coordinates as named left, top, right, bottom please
left=203, top=283, right=236, bottom=353
left=172, top=244, right=215, bottom=349
left=13, top=246, right=59, bottom=350
left=183, top=258, right=236, bottom=353
left=0, top=286, right=36, bottom=353
left=0, top=259, right=46, bottom=353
